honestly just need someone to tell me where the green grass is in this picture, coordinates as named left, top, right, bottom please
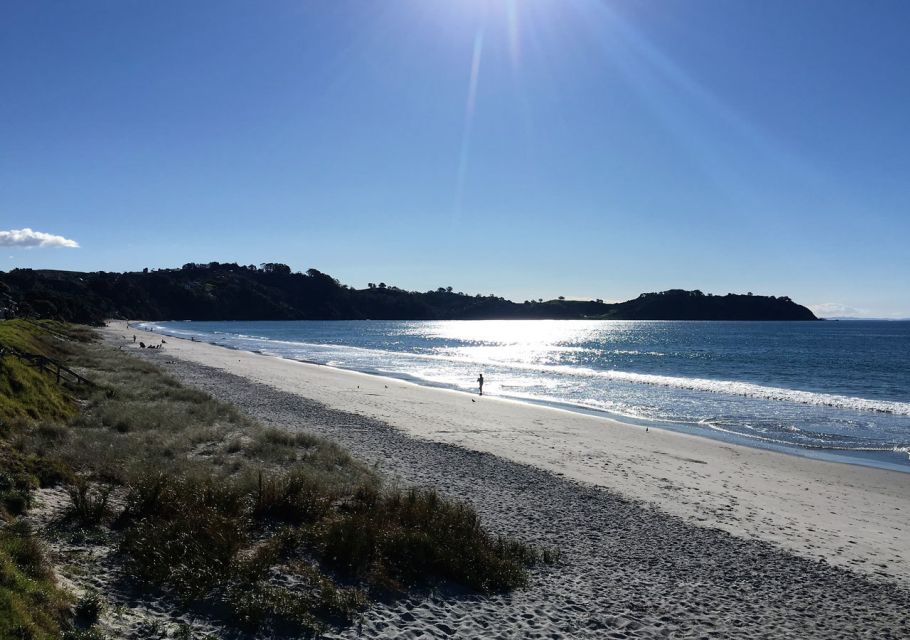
left=0, top=521, right=71, bottom=640
left=0, top=356, right=75, bottom=425
left=0, top=319, right=81, bottom=425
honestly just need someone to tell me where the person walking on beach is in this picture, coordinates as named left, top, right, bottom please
left=477, top=373, right=484, bottom=396
left=132, top=335, right=136, bottom=343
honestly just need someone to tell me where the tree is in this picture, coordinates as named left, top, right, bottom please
left=378, top=282, right=386, bottom=289
left=260, top=263, right=291, bottom=275
left=558, top=296, right=565, bottom=301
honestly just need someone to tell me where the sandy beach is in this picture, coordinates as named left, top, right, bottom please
left=106, top=321, right=910, bottom=637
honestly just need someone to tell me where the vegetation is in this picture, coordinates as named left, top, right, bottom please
left=0, top=320, right=552, bottom=637
left=596, top=288, right=818, bottom=321
left=0, top=520, right=71, bottom=639
left=0, top=264, right=818, bottom=325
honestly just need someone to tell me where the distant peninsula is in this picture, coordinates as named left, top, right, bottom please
left=0, top=262, right=818, bottom=324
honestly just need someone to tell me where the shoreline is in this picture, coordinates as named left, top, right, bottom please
left=110, top=320, right=910, bottom=589
left=135, top=319, right=910, bottom=474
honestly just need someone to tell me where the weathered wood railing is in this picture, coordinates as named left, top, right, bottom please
left=0, top=343, right=93, bottom=387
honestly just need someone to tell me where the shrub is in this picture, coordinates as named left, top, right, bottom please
left=308, top=486, right=540, bottom=593
left=252, top=470, right=337, bottom=524
left=119, top=475, right=249, bottom=600
left=74, top=590, right=105, bottom=625
left=65, top=479, right=112, bottom=527
left=225, top=559, right=365, bottom=634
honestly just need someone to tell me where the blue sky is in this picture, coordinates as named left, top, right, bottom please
left=2, top=1, right=909, bottom=317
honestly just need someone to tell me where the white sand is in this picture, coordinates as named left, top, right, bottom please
left=112, top=321, right=910, bottom=588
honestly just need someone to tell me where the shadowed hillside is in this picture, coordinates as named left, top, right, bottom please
left=0, top=263, right=817, bottom=325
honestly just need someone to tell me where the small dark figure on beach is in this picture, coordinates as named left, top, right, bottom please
left=477, top=373, right=484, bottom=396
left=139, top=342, right=146, bottom=349
left=132, top=335, right=136, bottom=343
left=161, top=339, right=166, bottom=344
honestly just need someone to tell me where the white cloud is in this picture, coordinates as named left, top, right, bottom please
left=809, top=302, right=869, bottom=318
left=0, top=228, right=79, bottom=248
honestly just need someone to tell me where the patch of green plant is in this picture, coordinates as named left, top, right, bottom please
left=119, top=474, right=250, bottom=601
left=0, top=319, right=80, bottom=425
left=0, top=520, right=71, bottom=640
left=62, top=627, right=108, bottom=640
left=0, top=355, right=75, bottom=425
left=252, top=469, right=339, bottom=525
left=64, top=479, right=113, bottom=528
left=307, top=485, right=543, bottom=593
left=225, top=542, right=365, bottom=634
left=0, top=440, right=72, bottom=520
left=73, top=590, right=105, bottom=626
left=0, top=319, right=54, bottom=355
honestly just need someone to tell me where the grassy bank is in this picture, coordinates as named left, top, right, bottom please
left=0, top=320, right=552, bottom=638
left=0, top=320, right=86, bottom=639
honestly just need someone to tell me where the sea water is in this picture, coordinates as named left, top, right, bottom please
left=140, top=319, right=910, bottom=471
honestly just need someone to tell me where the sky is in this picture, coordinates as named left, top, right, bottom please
left=2, top=1, right=909, bottom=317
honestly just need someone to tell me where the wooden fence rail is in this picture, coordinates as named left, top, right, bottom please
left=0, top=343, right=93, bottom=387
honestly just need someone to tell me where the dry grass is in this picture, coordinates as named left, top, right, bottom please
left=0, top=325, right=555, bottom=636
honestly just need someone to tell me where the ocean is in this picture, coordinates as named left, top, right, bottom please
left=139, top=319, right=910, bottom=471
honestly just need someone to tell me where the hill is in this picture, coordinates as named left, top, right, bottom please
left=599, top=289, right=818, bottom=321
left=0, top=263, right=818, bottom=324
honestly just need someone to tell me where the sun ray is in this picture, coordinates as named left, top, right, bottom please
left=453, top=27, right=486, bottom=223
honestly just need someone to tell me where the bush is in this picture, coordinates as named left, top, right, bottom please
left=226, top=559, right=365, bottom=634
left=308, top=486, right=541, bottom=593
left=65, top=479, right=112, bottom=527
left=120, top=475, right=249, bottom=600
left=74, top=590, right=104, bottom=625
left=252, top=470, right=337, bottom=524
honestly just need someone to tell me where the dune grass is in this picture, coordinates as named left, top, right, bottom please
left=0, top=521, right=71, bottom=640
left=0, top=354, right=75, bottom=426
left=0, top=322, right=554, bottom=636
left=0, top=321, right=85, bottom=640
left=0, top=319, right=90, bottom=426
